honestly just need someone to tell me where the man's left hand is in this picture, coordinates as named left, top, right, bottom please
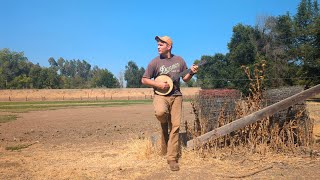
left=190, top=64, right=198, bottom=74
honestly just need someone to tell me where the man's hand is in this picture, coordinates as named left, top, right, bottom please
left=190, top=64, right=198, bottom=75
left=157, top=81, right=170, bottom=90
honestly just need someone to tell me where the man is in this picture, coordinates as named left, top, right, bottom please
left=141, top=35, right=198, bottom=171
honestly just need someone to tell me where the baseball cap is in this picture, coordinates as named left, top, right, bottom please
left=155, top=36, right=173, bottom=46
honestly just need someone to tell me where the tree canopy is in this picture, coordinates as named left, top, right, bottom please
left=196, top=0, right=320, bottom=92
left=124, top=61, right=145, bottom=88
left=0, top=49, right=120, bottom=89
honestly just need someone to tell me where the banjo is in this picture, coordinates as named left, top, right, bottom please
left=154, top=60, right=207, bottom=95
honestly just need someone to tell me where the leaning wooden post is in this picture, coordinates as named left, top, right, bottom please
left=187, top=84, right=320, bottom=150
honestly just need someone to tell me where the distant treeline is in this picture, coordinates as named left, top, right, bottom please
left=0, top=49, right=148, bottom=89
left=0, top=50, right=120, bottom=89
left=1, top=0, right=319, bottom=92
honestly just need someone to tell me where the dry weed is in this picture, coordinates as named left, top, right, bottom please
left=188, top=61, right=314, bottom=156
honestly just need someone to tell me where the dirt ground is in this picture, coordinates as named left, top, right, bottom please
left=1, top=102, right=320, bottom=179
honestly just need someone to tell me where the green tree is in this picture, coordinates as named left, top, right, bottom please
left=196, top=54, right=239, bottom=89
left=8, top=74, right=32, bottom=89
left=0, top=48, right=30, bottom=89
left=57, top=57, right=66, bottom=75
left=48, top=57, right=58, bottom=69
left=76, top=59, right=91, bottom=80
left=38, top=67, right=61, bottom=89
left=56, top=59, right=92, bottom=88
left=228, top=24, right=257, bottom=66
left=124, top=61, right=145, bottom=88
left=29, top=63, right=43, bottom=88
left=198, top=0, right=320, bottom=92
left=257, top=14, right=298, bottom=87
left=91, top=66, right=120, bottom=88
left=294, top=0, right=320, bottom=86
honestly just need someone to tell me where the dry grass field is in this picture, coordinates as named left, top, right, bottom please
left=0, top=89, right=319, bottom=179
left=0, top=88, right=201, bottom=101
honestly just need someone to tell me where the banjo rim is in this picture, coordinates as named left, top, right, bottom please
left=154, top=75, right=174, bottom=95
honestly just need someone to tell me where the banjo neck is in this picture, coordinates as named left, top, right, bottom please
left=171, top=60, right=207, bottom=81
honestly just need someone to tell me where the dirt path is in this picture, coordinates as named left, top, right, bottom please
left=1, top=103, right=320, bottom=179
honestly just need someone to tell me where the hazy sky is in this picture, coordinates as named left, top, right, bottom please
left=1, top=0, right=301, bottom=76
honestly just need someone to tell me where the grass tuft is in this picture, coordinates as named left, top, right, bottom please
left=0, top=114, right=18, bottom=123
left=5, top=143, right=33, bottom=151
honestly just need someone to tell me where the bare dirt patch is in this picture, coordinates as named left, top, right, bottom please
left=0, top=102, right=320, bottom=179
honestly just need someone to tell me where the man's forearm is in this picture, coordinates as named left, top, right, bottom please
left=182, top=73, right=193, bottom=82
left=141, top=77, right=158, bottom=88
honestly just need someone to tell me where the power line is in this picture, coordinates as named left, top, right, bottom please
left=196, top=75, right=320, bottom=82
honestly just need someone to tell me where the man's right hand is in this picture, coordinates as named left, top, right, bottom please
left=157, top=81, right=170, bottom=90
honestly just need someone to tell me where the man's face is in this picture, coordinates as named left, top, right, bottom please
left=157, top=41, right=171, bottom=55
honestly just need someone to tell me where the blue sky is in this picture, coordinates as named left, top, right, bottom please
left=1, top=0, right=301, bottom=77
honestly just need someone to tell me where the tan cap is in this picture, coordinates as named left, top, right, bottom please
left=155, top=36, right=173, bottom=46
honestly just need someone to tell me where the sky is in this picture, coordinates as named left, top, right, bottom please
left=1, top=0, right=302, bottom=77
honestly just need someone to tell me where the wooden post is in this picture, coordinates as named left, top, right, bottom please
left=187, top=84, right=320, bottom=150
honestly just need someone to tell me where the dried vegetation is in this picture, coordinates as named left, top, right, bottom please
left=187, top=61, right=314, bottom=155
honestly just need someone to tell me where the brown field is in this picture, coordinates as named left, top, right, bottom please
left=0, top=88, right=201, bottom=101
left=0, top=89, right=320, bottom=179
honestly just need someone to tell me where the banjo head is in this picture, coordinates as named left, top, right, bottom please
left=154, top=75, right=174, bottom=95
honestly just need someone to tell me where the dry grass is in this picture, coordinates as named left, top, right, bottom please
left=307, top=101, right=320, bottom=143
left=307, top=101, right=320, bottom=122
left=188, top=61, right=314, bottom=155
left=103, top=134, right=320, bottom=179
left=107, top=138, right=241, bottom=178
left=1, top=131, right=319, bottom=179
left=0, top=88, right=200, bottom=101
